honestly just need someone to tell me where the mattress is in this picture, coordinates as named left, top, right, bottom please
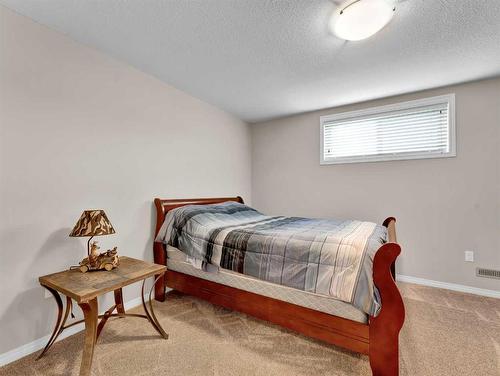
left=166, top=246, right=368, bottom=324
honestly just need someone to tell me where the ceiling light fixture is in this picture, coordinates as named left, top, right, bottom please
left=331, top=0, right=396, bottom=41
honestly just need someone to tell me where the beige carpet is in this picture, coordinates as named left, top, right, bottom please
left=1, top=282, right=499, bottom=376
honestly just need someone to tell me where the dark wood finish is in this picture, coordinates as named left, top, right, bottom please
left=153, top=197, right=404, bottom=376
left=38, top=258, right=168, bottom=376
left=369, top=240, right=405, bottom=376
left=153, top=241, right=167, bottom=301
left=167, top=270, right=370, bottom=353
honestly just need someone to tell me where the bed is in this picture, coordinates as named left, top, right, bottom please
left=153, top=197, right=405, bottom=376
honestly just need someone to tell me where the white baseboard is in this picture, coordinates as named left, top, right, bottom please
left=396, top=274, right=500, bottom=299
left=0, top=294, right=148, bottom=367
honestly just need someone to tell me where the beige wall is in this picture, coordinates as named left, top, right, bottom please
left=0, top=6, right=251, bottom=355
left=252, top=78, right=500, bottom=292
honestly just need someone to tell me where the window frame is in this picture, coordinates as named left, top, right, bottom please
left=319, top=94, right=456, bottom=165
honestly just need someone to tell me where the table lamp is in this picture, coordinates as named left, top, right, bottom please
left=69, top=209, right=116, bottom=257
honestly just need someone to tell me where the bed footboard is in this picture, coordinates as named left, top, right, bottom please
left=369, top=218, right=405, bottom=376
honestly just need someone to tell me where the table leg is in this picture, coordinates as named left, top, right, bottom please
left=37, top=287, right=73, bottom=360
left=141, top=274, right=168, bottom=339
left=114, top=288, right=126, bottom=317
left=78, top=298, right=98, bottom=376
left=96, top=303, right=116, bottom=340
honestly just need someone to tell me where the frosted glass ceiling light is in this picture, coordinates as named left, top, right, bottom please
left=331, top=0, right=396, bottom=41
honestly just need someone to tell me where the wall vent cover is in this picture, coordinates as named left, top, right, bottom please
left=476, top=267, right=500, bottom=280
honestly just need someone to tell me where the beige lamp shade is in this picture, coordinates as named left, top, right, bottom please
left=69, top=210, right=115, bottom=237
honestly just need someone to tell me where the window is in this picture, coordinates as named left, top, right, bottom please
left=320, top=94, right=456, bottom=164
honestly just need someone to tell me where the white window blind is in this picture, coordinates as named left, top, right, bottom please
left=320, top=94, right=456, bottom=164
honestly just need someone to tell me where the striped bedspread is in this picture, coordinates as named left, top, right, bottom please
left=155, top=202, right=387, bottom=316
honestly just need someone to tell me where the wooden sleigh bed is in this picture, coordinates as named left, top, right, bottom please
left=153, top=197, right=405, bottom=376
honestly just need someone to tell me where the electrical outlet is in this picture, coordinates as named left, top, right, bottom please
left=44, top=288, right=53, bottom=299
left=464, top=251, right=474, bottom=262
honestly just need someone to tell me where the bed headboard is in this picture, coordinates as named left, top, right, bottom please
left=152, top=196, right=244, bottom=299
left=153, top=196, right=244, bottom=237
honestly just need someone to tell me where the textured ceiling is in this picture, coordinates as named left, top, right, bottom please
left=2, top=0, right=500, bottom=122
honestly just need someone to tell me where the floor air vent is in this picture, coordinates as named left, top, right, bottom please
left=476, top=267, right=500, bottom=280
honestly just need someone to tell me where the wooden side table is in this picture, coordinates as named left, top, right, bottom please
left=38, top=256, right=168, bottom=376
